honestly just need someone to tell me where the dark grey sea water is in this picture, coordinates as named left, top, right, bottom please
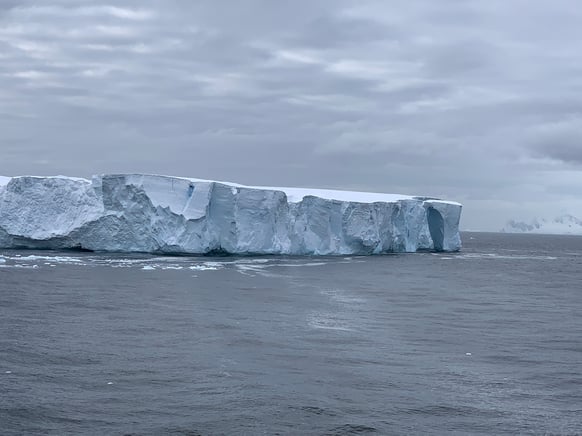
left=1, top=232, right=581, bottom=435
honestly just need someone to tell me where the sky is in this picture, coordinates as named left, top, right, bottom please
left=1, top=0, right=582, bottom=231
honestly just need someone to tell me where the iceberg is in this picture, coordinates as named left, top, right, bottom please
left=0, top=174, right=462, bottom=254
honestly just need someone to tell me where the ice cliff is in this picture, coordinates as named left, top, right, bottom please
left=0, top=174, right=462, bottom=254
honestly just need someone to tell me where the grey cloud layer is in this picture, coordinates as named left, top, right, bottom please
left=1, top=0, right=582, bottom=229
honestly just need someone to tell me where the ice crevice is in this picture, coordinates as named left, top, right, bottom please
left=0, top=174, right=462, bottom=255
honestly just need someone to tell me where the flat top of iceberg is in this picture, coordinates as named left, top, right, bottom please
left=0, top=176, right=12, bottom=187
left=186, top=176, right=461, bottom=205
left=185, top=176, right=415, bottom=203
left=0, top=175, right=88, bottom=185
left=1, top=173, right=460, bottom=206
left=269, top=187, right=412, bottom=203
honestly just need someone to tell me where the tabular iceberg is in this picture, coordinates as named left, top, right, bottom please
left=0, top=174, right=462, bottom=255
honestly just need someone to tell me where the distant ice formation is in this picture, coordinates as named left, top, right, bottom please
left=502, top=215, right=582, bottom=235
left=0, top=174, right=462, bottom=254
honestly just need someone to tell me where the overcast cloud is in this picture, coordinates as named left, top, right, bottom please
left=1, top=0, right=582, bottom=230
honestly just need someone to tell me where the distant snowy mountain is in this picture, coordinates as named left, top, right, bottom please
left=502, top=215, right=582, bottom=235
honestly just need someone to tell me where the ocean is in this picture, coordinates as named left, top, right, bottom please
left=1, top=233, right=581, bottom=435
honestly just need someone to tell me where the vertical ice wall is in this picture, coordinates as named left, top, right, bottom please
left=0, top=174, right=462, bottom=254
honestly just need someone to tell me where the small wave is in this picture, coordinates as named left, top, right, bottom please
left=0, top=254, right=87, bottom=265
left=294, top=405, right=338, bottom=417
left=233, top=258, right=271, bottom=264
left=307, top=312, right=354, bottom=331
left=188, top=264, right=220, bottom=271
left=0, top=264, right=40, bottom=269
left=321, top=290, right=366, bottom=305
left=16, top=255, right=85, bottom=263
left=276, top=262, right=328, bottom=268
left=326, top=424, right=378, bottom=434
left=458, top=253, right=558, bottom=261
left=235, top=264, right=267, bottom=271
left=0, top=253, right=357, bottom=272
left=402, top=404, right=480, bottom=417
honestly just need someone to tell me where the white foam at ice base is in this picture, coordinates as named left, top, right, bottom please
left=144, top=264, right=188, bottom=271
left=0, top=253, right=380, bottom=273
left=233, top=259, right=271, bottom=264
left=189, top=265, right=221, bottom=271
left=0, top=264, right=39, bottom=269
left=18, top=255, right=84, bottom=263
left=234, top=264, right=267, bottom=271
left=272, top=262, right=328, bottom=267
left=0, top=253, right=232, bottom=271
left=202, top=262, right=226, bottom=268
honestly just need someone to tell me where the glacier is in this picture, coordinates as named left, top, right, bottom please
left=0, top=174, right=462, bottom=255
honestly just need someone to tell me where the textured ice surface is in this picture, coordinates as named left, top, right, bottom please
left=0, top=174, right=462, bottom=254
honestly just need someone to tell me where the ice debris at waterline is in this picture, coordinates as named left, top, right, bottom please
left=0, top=174, right=462, bottom=255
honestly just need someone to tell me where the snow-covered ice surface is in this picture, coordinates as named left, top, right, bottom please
left=0, top=174, right=462, bottom=254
